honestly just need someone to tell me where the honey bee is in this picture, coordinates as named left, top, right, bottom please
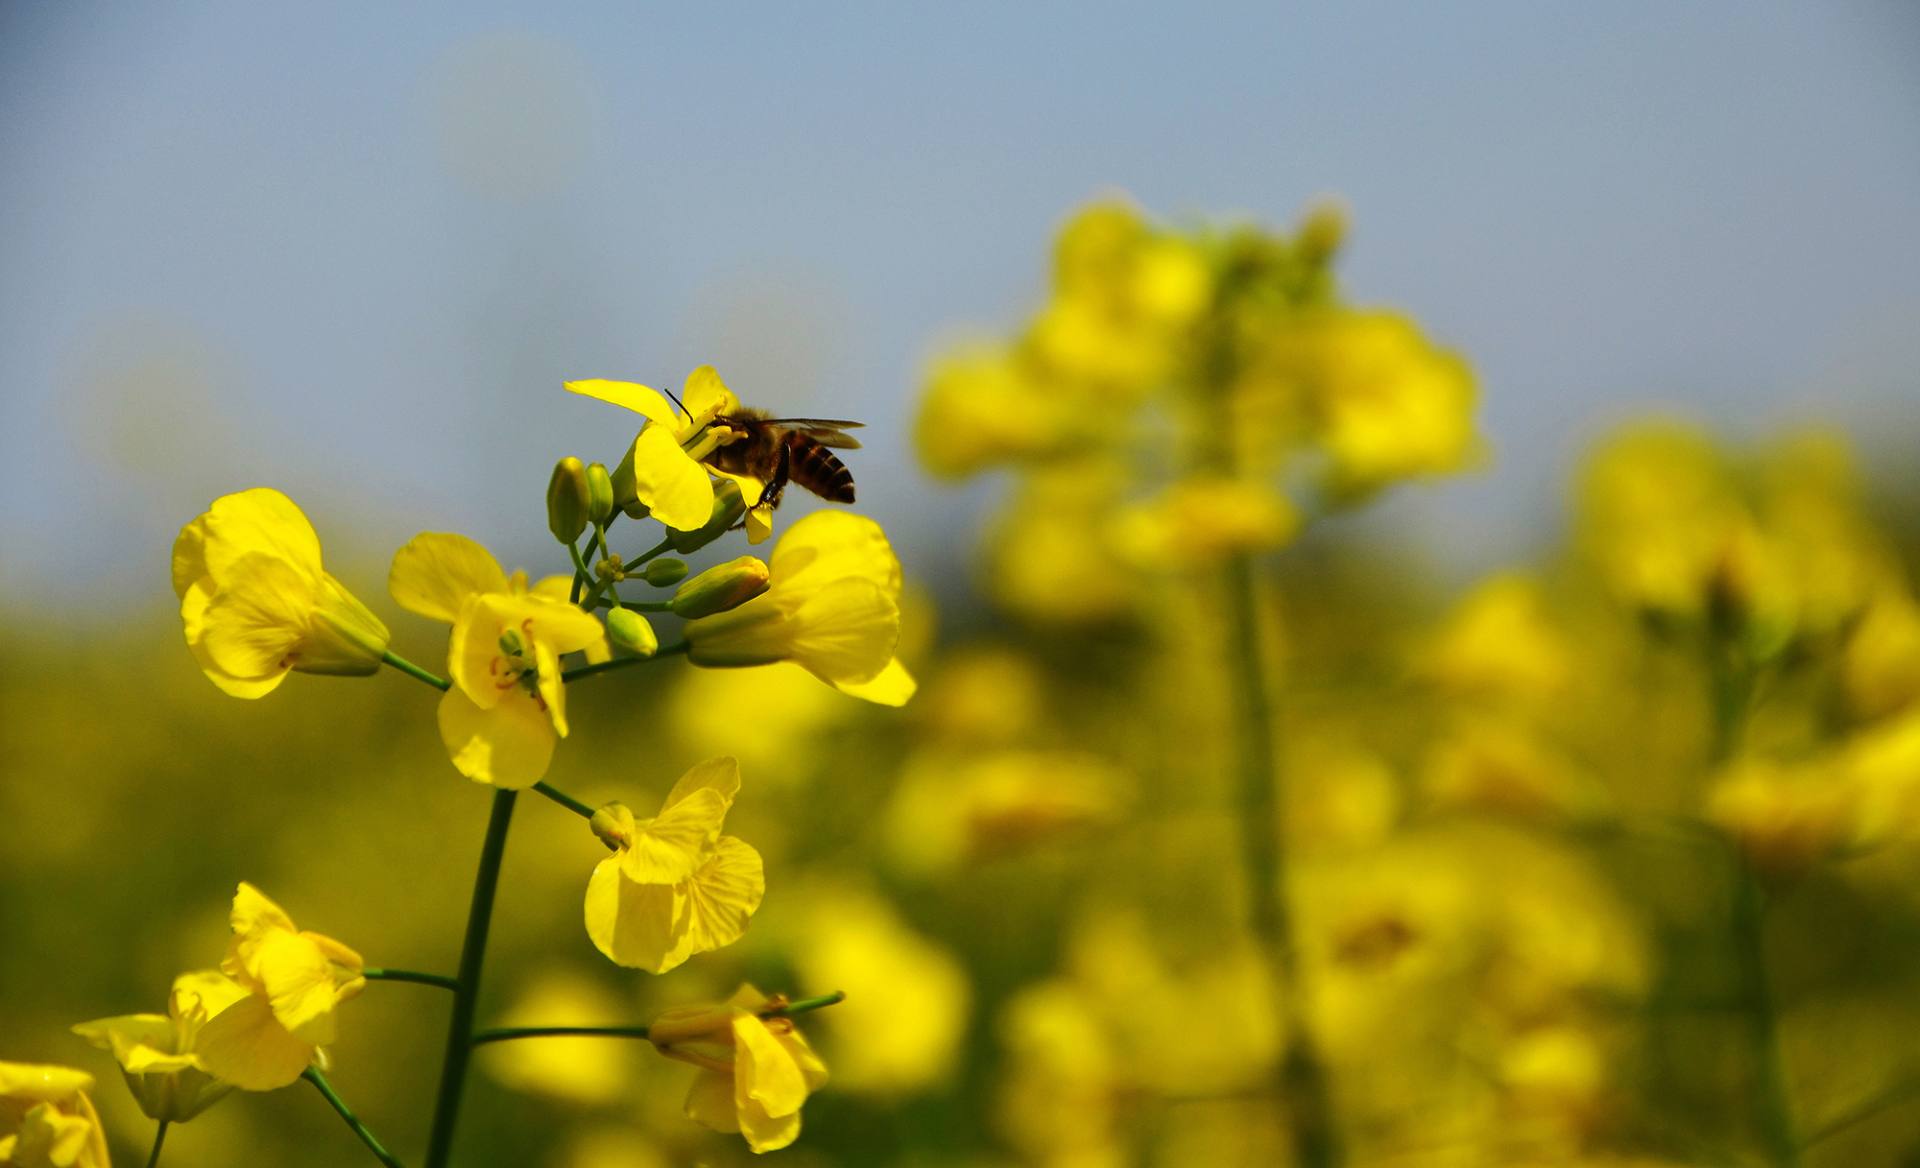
left=706, top=408, right=865, bottom=507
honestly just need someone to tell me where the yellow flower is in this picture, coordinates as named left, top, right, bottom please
left=192, top=883, right=364, bottom=1091
left=584, top=758, right=765, bottom=973
left=1274, top=310, right=1480, bottom=496
left=173, top=488, right=390, bottom=697
left=1419, top=574, right=1572, bottom=705
left=1111, top=476, right=1299, bottom=566
left=0, top=1063, right=109, bottom=1168
left=684, top=511, right=915, bottom=706
left=389, top=532, right=608, bottom=788
left=915, top=345, right=1073, bottom=478
left=565, top=366, right=779, bottom=541
left=648, top=986, right=828, bottom=1154
left=71, top=972, right=244, bottom=1122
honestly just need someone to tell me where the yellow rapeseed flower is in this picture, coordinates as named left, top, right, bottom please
left=173, top=488, right=390, bottom=697
left=389, top=532, right=608, bottom=788
left=192, top=883, right=364, bottom=1091
left=684, top=511, right=914, bottom=706
left=648, top=986, right=829, bottom=1154
left=71, top=971, right=244, bottom=1122
left=0, top=1062, right=109, bottom=1168
left=584, top=758, right=765, bottom=973
left=566, top=366, right=779, bottom=540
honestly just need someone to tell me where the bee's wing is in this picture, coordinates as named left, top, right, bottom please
left=764, top=419, right=865, bottom=449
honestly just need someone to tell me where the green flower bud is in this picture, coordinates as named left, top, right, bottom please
left=671, top=555, right=771, bottom=619
left=547, top=457, right=590, bottom=544
left=643, top=558, right=689, bottom=586
left=605, top=607, right=659, bottom=658
left=668, top=478, right=749, bottom=553
left=586, top=461, right=615, bottom=525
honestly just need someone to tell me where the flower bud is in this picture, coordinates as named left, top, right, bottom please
left=589, top=802, right=634, bottom=850
left=647, top=1002, right=741, bottom=1071
left=668, top=479, right=749, bottom=553
left=605, top=608, right=658, bottom=658
left=671, top=557, right=772, bottom=619
left=585, top=461, right=615, bottom=525
left=547, top=457, right=591, bottom=544
left=643, top=558, right=689, bottom=587
left=1297, top=200, right=1348, bottom=265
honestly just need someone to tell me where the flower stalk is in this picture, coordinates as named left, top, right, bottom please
left=305, top=1068, right=405, bottom=1168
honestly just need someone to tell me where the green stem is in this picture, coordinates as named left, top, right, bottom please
left=423, top=790, right=517, bottom=1168
left=567, top=540, right=594, bottom=605
left=144, top=1121, right=168, bottom=1168
left=629, top=536, right=675, bottom=566
left=381, top=651, right=450, bottom=692
left=1708, top=646, right=1797, bottom=1167
left=532, top=781, right=595, bottom=819
left=471, top=991, right=847, bottom=1046
left=304, top=1068, right=406, bottom=1168
left=1222, top=552, right=1340, bottom=1168
left=561, top=642, right=688, bottom=683
left=363, top=967, right=459, bottom=991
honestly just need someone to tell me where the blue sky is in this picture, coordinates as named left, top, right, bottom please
left=3, top=1, right=1916, bottom=612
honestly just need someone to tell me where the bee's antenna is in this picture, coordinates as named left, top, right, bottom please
left=662, top=383, right=689, bottom=416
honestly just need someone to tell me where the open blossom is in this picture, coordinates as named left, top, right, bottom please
left=566, top=365, right=779, bottom=541
left=684, top=511, right=915, bottom=706
left=585, top=758, right=764, bottom=974
left=191, top=884, right=364, bottom=1091
left=0, top=1063, right=109, bottom=1168
left=389, top=532, right=609, bottom=788
left=648, top=986, right=829, bottom=1154
left=71, top=971, right=243, bottom=1122
left=173, top=488, right=390, bottom=697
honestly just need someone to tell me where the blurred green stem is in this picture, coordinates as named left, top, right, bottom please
left=470, top=991, right=846, bottom=1046
left=305, top=1068, right=406, bottom=1168
left=423, top=789, right=516, bottom=1168
left=363, top=968, right=458, bottom=991
left=144, top=1121, right=167, bottom=1168
left=382, top=651, right=450, bottom=692
left=1708, top=645, right=1798, bottom=1167
left=532, top=781, right=595, bottom=819
left=1223, top=551, right=1341, bottom=1168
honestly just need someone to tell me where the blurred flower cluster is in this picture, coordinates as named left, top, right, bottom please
left=7, top=198, right=1920, bottom=1168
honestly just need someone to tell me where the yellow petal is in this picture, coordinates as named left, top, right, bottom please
left=389, top=533, right=508, bottom=623
left=745, top=503, right=774, bottom=545
left=735, top=1014, right=809, bottom=1119
left=448, top=594, right=509, bottom=710
left=200, top=554, right=317, bottom=680
left=620, top=788, right=729, bottom=884
left=199, top=487, right=324, bottom=586
left=534, top=638, right=569, bottom=738
left=229, top=882, right=298, bottom=951
left=564, top=379, right=679, bottom=425
left=683, top=1068, right=742, bottom=1134
left=193, top=993, right=314, bottom=1090
left=71, top=1014, right=175, bottom=1071
left=171, top=516, right=210, bottom=599
left=783, top=579, right=899, bottom=684
left=770, top=510, right=901, bottom=598
left=526, top=594, right=610, bottom=657
left=627, top=424, right=717, bottom=531
left=681, top=365, right=742, bottom=425
left=583, top=858, right=678, bottom=972
left=664, top=756, right=742, bottom=812
left=253, top=930, right=341, bottom=1045
left=182, top=578, right=287, bottom=698
left=437, top=687, right=556, bottom=788
left=831, top=656, right=917, bottom=707
left=675, top=836, right=766, bottom=963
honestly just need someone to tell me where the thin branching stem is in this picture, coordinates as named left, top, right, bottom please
left=471, top=992, right=847, bottom=1046
left=363, top=967, right=459, bottom=991
left=305, top=1068, right=406, bottom=1168
left=381, top=651, right=450, bottom=692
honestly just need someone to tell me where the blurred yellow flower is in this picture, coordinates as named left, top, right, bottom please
left=648, top=985, right=828, bottom=1154
left=1112, top=476, right=1299, bottom=566
left=915, top=344, right=1071, bottom=478
left=685, top=511, right=914, bottom=705
left=1845, top=590, right=1920, bottom=722
left=1281, top=310, right=1480, bottom=496
left=886, top=750, right=1125, bottom=876
left=1420, top=574, right=1572, bottom=705
left=0, top=1062, right=109, bottom=1168
left=71, top=971, right=242, bottom=1122
left=478, top=973, right=637, bottom=1105
left=389, top=532, right=608, bottom=788
left=173, top=487, right=390, bottom=697
left=193, top=883, right=364, bottom=1091
left=785, top=883, right=970, bottom=1095
left=584, top=758, right=765, bottom=973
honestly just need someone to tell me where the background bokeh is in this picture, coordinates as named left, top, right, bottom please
left=3, top=4, right=1919, bottom=1167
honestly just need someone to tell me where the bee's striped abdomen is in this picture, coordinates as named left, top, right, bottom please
left=784, top=431, right=856, bottom=503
